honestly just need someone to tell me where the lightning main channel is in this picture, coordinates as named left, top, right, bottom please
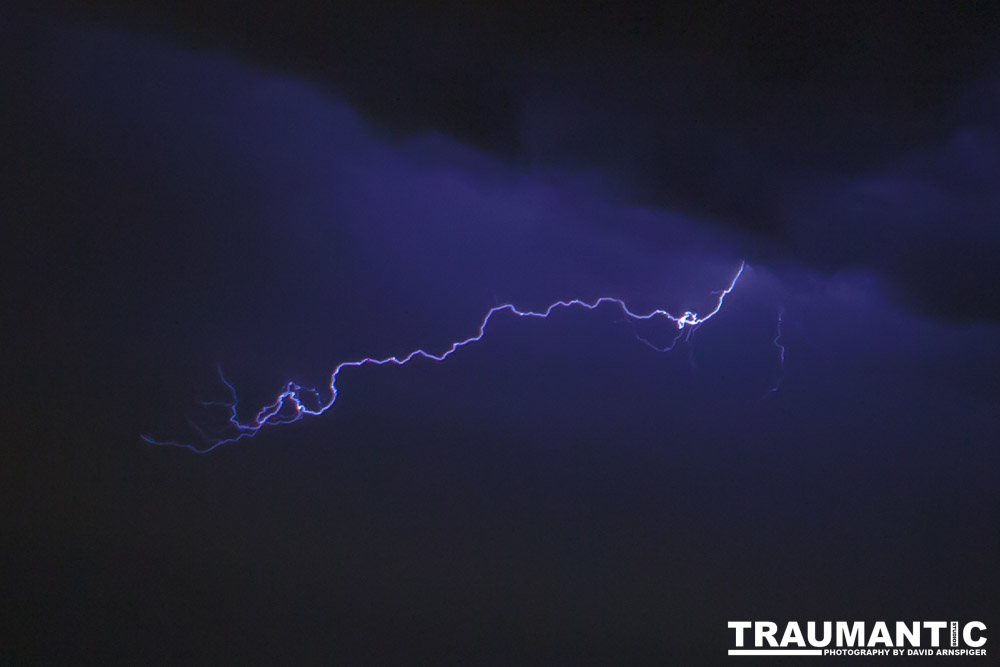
left=143, top=261, right=748, bottom=453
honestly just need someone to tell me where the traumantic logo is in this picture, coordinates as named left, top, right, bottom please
left=727, top=621, right=987, bottom=657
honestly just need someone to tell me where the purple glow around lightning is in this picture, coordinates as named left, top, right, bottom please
left=143, top=261, right=749, bottom=453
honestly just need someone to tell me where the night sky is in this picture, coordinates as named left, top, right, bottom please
left=3, top=2, right=999, bottom=664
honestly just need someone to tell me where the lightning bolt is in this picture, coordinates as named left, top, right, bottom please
left=144, top=261, right=749, bottom=453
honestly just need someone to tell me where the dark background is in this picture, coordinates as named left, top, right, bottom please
left=2, top=2, right=998, bottom=664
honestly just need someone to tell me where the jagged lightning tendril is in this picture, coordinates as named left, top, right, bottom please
left=143, top=261, right=747, bottom=453
left=768, top=307, right=786, bottom=394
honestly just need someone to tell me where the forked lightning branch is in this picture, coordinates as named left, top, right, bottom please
left=728, top=621, right=987, bottom=657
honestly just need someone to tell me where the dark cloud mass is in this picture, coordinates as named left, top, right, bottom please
left=42, top=0, right=1000, bottom=321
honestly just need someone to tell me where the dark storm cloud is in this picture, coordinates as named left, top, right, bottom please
left=788, top=117, right=1000, bottom=321
left=2, top=11, right=753, bottom=392
left=8, top=8, right=992, bottom=409
left=44, top=0, right=1000, bottom=322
